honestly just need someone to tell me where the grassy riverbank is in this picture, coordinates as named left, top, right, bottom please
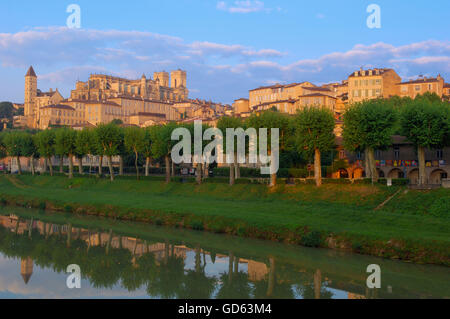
left=0, top=175, right=448, bottom=265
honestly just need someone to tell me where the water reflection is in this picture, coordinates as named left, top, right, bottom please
left=0, top=213, right=448, bottom=299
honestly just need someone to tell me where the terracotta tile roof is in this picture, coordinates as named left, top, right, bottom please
left=40, top=104, right=75, bottom=111
left=298, top=93, right=336, bottom=99
left=131, top=112, right=166, bottom=118
left=252, top=99, right=298, bottom=109
left=302, top=86, right=332, bottom=92
left=397, top=77, right=443, bottom=85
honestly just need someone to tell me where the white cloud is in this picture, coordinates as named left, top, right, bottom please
left=217, top=1, right=271, bottom=14
left=0, top=27, right=448, bottom=104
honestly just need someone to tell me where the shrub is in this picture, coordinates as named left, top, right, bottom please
left=301, top=231, right=322, bottom=248
left=190, top=220, right=204, bottom=231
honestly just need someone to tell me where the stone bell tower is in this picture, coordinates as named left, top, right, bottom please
left=24, top=66, right=37, bottom=118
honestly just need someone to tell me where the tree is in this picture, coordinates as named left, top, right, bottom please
left=150, top=123, right=178, bottom=183
left=142, top=128, right=153, bottom=177
left=117, top=127, right=126, bottom=176
left=75, top=129, right=95, bottom=175
left=124, top=126, right=146, bottom=180
left=343, top=99, right=397, bottom=183
left=246, top=110, right=291, bottom=187
left=0, top=102, right=14, bottom=119
left=21, top=132, right=38, bottom=176
left=400, top=97, right=450, bottom=185
left=183, top=122, right=211, bottom=184
left=35, top=130, right=56, bottom=175
left=294, top=107, right=335, bottom=187
left=0, top=133, right=7, bottom=162
left=217, top=117, right=243, bottom=185
left=55, top=128, right=77, bottom=178
left=95, top=123, right=122, bottom=181
left=3, top=131, right=27, bottom=174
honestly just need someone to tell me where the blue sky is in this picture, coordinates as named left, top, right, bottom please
left=0, top=0, right=449, bottom=104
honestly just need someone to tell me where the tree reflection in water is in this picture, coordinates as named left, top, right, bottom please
left=0, top=214, right=447, bottom=299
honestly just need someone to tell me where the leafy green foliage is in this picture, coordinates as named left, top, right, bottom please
left=294, top=107, right=335, bottom=157
left=343, top=99, right=398, bottom=152
left=55, top=127, right=77, bottom=157
left=400, top=97, right=450, bottom=149
left=95, top=123, right=122, bottom=157
left=34, top=130, right=56, bottom=158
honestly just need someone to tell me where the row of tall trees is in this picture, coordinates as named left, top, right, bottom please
left=0, top=93, right=448, bottom=187
left=343, top=93, right=450, bottom=185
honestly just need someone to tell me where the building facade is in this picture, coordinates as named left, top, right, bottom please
left=22, top=66, right=188, bottom=129
left=397, top=76, right=445, bottom=99
left=348, top=68, right=402, bottom=103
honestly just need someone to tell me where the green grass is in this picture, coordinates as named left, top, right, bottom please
left=0, top=175, right=448, bottom=264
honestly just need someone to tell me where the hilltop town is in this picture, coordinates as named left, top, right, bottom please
left=7, top=66, right=450, bottom=132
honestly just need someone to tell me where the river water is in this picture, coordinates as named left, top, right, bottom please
left=0, top=206, right=448, bottom=299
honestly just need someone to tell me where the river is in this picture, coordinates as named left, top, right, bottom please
left=0, top=206, right=448, bottom=299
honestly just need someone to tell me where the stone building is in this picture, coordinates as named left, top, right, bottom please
left=396, top=76, right=445, bottom=99
left=347, top=68, right=402, bottom=103
left=338, top=136, right=449, bottom=185
left=22, top=66, right=188, bottom=129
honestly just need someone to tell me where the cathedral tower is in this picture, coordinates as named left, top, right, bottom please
left=24, top=66, right=37, bottom=117
left=140, top=74, right=147, bottom=98
left=153, top=72, right=169, bottom=87
left=171, top=69, right=186, bottom=88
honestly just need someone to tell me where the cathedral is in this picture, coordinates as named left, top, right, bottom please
left=23, top=66, right=188, bottom=129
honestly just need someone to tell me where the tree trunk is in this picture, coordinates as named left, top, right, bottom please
left=108, top=155, right=114, bottom=181
left=119, top=156, right=124, bottom=176
left=67, top=224, right=72, bottom=248
left=171, top=161, right=175, bottom=177
left=314, top=269, right=322, bottom=299
left=59, top=156, right=63, bottom=173
left=98, top=156, right=103, bottom=175
left=367, top=148, right=378, bottom=184
left=165, top=155, right=171, bottom=183
left=228, top=252, right=234, bottom=282
left=68, top=155, right=73, bottom=179
left=269, top=151, right=277, bottom=187
left=43, top=158, right=48, bottom=174
left=16, top=156, right=21, bottom=175
left=234, top=153, right=240, bottom=180
left=47, top=157, right=53, bottom=176
left=145, top=157, right=150, bottom=176
left=135, top=151, right=139, bottom=180
left=30, top=156, right=35, bottom=176
left=267, top=257, right=275, bottom=297
left=314, top=148, right=322, bottom=187
left=418, top=146, right=426, bottom=185
left=364, top=149, right=371, bottom=179
left=229, top=161, right=235, bottom=186
left=196, top=163, right=202, bottom=184
left=78, top=156, right=83, bottom=174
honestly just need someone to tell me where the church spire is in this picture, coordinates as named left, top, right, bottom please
left=25, top=66, right=37, bottom=77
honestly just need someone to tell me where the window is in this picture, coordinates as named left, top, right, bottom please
left=401, top=86, right=407, bottom=92
left=415, top=85, right=421, bottom=91
left=339, top=150, right=345, bottom=159
left=437, top=149, right=443, bottom=159
left=375, top=150, right=382, bottom=159
left=394, top=146, right=400, bottom=159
